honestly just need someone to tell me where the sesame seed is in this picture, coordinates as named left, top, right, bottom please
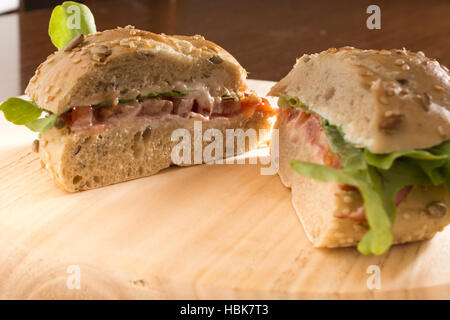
left=427, top=201, right=447, bottom=218
left=417, top=51, right=425, bottom=57
left=386, top=88, right=395, bottom=96
left=380, top=50, right=391, bottom=56
left=379, top=113, right=403, bottom=133
left=384, top=110, right=393, bottom=117
left=69, top=52, right=75, bottom=58
left=395, top=58, right=405, bottom=66
left=342, top=208, right=350, bottom=214
left=31, top=140, right=39, bottom=153
left=360, top=70, right=373, bottom=77
left=438, top=126, right=445, bottom=137
left=402, top=64, right=410, bottom=71
left=417, top=232, right=425, bottom=239
left=73, top=58, right=81, bottom=64
left=343, top=196, right=352, bottom=203
left=403, top=213, right=411, bottom=220
left=379, top=95, right=389, bottom=104
left=346, top=238, right=353, bottom=243
left=433, top=85, right=443, bottom=91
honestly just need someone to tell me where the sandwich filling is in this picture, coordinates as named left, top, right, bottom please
left=59, top=91, right=273, bottom=132
left=278, top=95, right=450, bottom=255
left=0, top=91, right=273, bottom=134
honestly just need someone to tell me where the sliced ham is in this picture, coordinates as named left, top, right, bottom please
left=172, top=98, right=194, bottom=117
left=139, top=99, right=173, bottom=116
left=61, top=94, right=271, bottom=132
left=71, top=106, right=93, bottom=129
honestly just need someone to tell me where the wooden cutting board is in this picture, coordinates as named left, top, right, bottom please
left=0, top=80, right=449, bottom=299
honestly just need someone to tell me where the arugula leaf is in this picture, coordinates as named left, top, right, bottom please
left=286, top=99, right=450, bottom=255
left=142, top=90, right=187, bottom=99
left=0, top=97, right=42, bottom=125
left=26, top=114, right=58, bottom=132
left=159, top=90, right=186, bottom=98
left=49, top=1, right=96, bottom=50
left=222, top=94, right=235, bottom=100
left=118, top=98, right=136, bottom=104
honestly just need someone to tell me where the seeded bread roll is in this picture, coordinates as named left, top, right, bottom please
left=276, top=111, right=450, bottom=248
left=38, top=112, right=271, bottom=192
left=26, top=26, right=247, bottom=115
left=26, top=27, right=273, bottom=192
left=269, top=47, right=450, bottom=153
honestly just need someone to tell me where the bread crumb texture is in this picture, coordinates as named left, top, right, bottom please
left=39, top=112, right=271, bottom=192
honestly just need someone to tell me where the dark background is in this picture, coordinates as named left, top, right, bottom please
left=1, top=0, right=449, bottom=99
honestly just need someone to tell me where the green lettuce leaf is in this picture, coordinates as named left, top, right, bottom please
left=0, top=97, right=58, bottom=132
left=287, top=101, right=450, bottom=255
left=0, top=97, right=42, bottom=125
left=49, top=1, right=96, bottom=50
left=26, top=114, right=58, bottom=132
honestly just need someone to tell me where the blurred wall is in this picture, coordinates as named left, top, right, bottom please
left=0, top=0, right=19, bottom=14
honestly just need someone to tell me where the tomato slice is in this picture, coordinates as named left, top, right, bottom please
left=71, top=106, right=94, bottom=128
left=256, top=97, right=273, bottom=113
left=241, top=94, right=274, bottom=117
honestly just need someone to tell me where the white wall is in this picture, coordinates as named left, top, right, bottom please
left=0, top=0, right=19, bottom=14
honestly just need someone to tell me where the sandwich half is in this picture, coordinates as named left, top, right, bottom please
left=269, top=47, right=450, bottom=254
left=21, top=27, right=273, bottom=192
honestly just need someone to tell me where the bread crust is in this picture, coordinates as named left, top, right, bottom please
left=270, top=47, right=450, bottom=153
left=275, top=109, right=450, bottom=249
left=26, top=27, right=247, bottom=115
left=38, top=112, right=272, bottom=192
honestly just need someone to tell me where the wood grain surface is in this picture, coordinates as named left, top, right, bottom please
left=0, top=80, right=449, bottom=299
